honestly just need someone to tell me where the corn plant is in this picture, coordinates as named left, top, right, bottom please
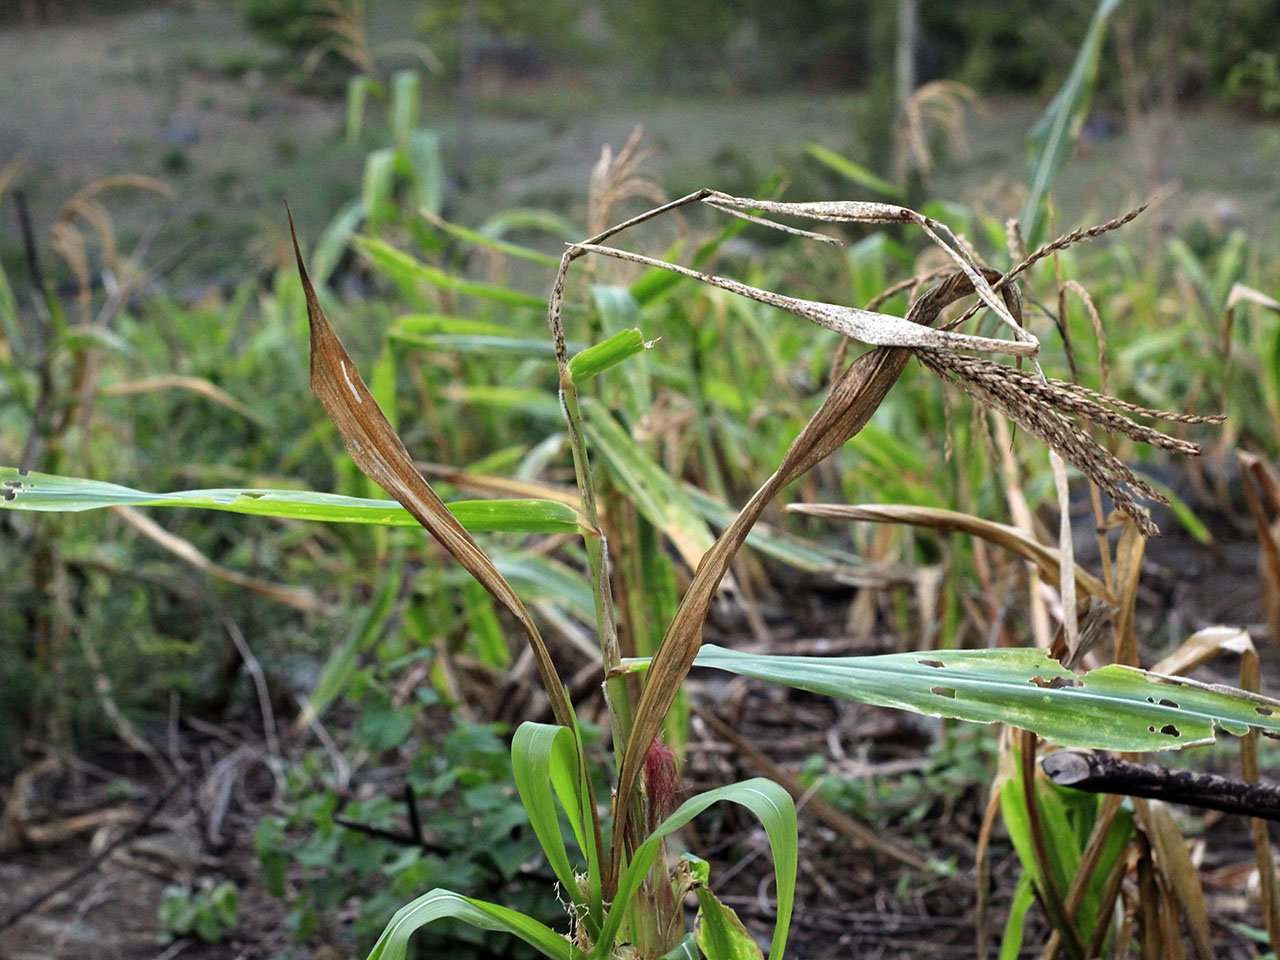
left=6, top=183, right=1280, bottom=958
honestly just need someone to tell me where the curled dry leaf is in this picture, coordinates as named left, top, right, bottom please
left=288, top=210, right=575, bottom=730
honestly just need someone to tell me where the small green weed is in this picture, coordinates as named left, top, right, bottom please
left=158, top=881, right=240, bottom=943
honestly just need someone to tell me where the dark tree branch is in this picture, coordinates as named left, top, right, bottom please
left=1043, top=750, right=1280, bottom=821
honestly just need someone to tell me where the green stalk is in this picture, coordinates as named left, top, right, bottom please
left=557, top=370, right=634, bottom=754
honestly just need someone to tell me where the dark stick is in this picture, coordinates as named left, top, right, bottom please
left=333, top=814, right=428, bottom=849
left=1043, top=750, right=1280, bottom=821
left=0, top=781, right=179, bottom=933
left=403, top=783, right=424, bottom=847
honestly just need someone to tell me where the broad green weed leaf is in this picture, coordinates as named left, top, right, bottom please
left=661, top=934, right=702, bottom=960
left=695, top=886, right=765, bottom=960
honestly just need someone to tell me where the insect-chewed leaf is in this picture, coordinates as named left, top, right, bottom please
left=289, top=211, right=574, bottom=728
left=682, top=644, right=1280, bottom=752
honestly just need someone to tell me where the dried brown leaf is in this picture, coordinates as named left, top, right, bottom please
left=288, top=210, right=574, bottom=729
left=786, top=502, right=1110, bottom=601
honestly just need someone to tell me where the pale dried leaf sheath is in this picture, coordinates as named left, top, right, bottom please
left=701, top=192, right=1036, bottom=349
left=573, top=242, right=1036, bottom=357
left=288, top=213, right=574, bottom=729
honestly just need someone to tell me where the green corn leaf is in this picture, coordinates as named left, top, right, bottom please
left=681, top=482, right=895, bottom=585
left=463, top=579, right=512, bottom=668
left=629, top=187, right=764, bottom=308
left=0, top=468, right=584, bottom=535
left=569, top=329, right=652, bottom=384
left=365, top=888, right=582, bottom=960
left=804, top=142, right=905, bottom=201
left=362, top=148, right=398, bottom=232
left=390, top=69, right=420, bottom=150
left=448, top=385, right=563, bottom=420
left=392, top=313, right=509, bottom=336
left=511, top=722, right=603, bottom=930
left=590, top=286, right=653, bottom=415
left=490, top=554, right=598, bottom=625
left=661, top=934, right=702, bottom=960
left=1020, top=0, right=1121, bottom=243
left=477, top=207, right=579, bottom=243
left=581, top=400, right=714, bottom=570
left=999, top=874, right=1036, bottom=960
left=596, top=779, right=795, bottom=960
left=354, top=236, right=545, bottom=309
left=422, top=212, right=561, bottom=267
left=311, top=199, right=366, bottom=287
left=676, top=644, right=1280, bottom=752
left=345, top=73, right=371, bottom=143
left=390, top=330, right=561, bottom=359
left=407, top=129, right=443, bottom=215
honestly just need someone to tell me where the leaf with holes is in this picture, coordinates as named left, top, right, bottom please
left=645, top=645, right=1280, bottom=752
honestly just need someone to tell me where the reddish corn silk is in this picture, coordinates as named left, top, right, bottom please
left=643, top=737, right=680, bottom=828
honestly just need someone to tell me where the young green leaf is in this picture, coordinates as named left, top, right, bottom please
left=804, top=142, right=905, bottom=201
left=568, top=328, right=652, bottom=384
left=354, top=235, right=545, bottom=308
left=694, top=885, right=766, bottom=960
left=1019, top=0, right=1122, bottom=242
left=596, top=779, right=795, bottom=960
left=581, top=400, right=715, bottom=570
left=511, top=722, right=603, bottom=931
left=365, top=889, right=583, bottom=960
